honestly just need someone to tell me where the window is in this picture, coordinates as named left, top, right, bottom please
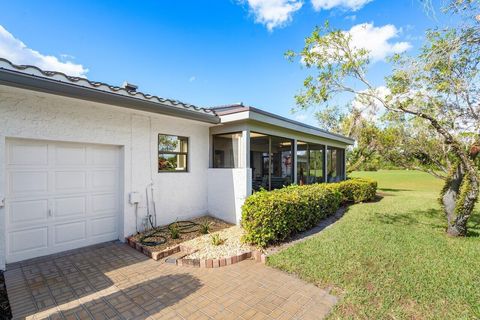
left=158, top=134, right=188, bottom=172
left=250, top=132, right=294, bottom=191
left=212, top=132, right=242, bottom=168
left=296, top=142, right=325, bottom=185
left=327, top=147, right=345, bottom=182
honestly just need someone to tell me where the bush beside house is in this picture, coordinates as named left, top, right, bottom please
left=337, top=178, right=377, bottom=203
left=241, top=178, right=377, bottom=247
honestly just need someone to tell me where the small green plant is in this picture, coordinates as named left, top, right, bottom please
left=199, top=221, right=212, bottom=234
left=210, top=233, right=225, bottom=246
left=169, top=222, right=180, bottom=239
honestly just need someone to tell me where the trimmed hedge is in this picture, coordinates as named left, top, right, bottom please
left=337, top=178, right=378, bottom=203
left=241, top=178, right=377, bottom=247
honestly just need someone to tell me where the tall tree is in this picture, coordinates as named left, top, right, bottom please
left=287, top=1, right=479, bottom=236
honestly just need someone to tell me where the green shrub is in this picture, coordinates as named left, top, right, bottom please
left=337, top=178, right=377, bottom=203
left=242, top=184, right=343, bottom=247
left=210, top=233, right=225, bottom=246
left=199, top=221, right=212, bottom=235
left=169, top=223, right=180, bottom=239
left=241, top=178, right=377, bottom=247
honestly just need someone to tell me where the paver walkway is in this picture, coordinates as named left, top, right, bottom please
left=4, top=242, right=337, bottom=320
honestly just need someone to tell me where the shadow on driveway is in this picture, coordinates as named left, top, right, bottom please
left=4, top=242, right=202, bottom=319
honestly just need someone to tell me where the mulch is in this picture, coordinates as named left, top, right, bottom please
left=0, top=271, right=11, bottom=320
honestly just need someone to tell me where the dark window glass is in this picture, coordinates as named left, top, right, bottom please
left=327, top=147, right=345, bottom=182
left=270, top=136, right=293, bottom=189
left=297, top=142, right=324, bottom=185
left=250, top=132, right=293, bottom=191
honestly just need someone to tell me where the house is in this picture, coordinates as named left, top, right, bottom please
left=0, top=58, right=353, bottom=269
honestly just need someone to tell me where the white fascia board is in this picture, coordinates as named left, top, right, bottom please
left=219, top=110, right=354, bottom=145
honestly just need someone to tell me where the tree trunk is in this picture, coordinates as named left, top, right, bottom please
left=446, top=173, right=479, bottom=236
left=442, top=163, right=464, bottom=229
left=442, top=146, right=480, bottom=237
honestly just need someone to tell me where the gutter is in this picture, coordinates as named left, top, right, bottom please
left=0, top=68, right=221, bottom=124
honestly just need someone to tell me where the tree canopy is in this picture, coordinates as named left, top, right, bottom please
left=288, top=0, right=479, bottom=236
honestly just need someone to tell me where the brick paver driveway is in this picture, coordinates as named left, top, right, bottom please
left=4, top=242, right=337, bottom=320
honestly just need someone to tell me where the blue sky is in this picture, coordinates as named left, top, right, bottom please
left=0, top=0, right=441, bottom=123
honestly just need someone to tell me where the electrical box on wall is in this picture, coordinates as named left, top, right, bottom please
left=129, top=192, right=141, bottom=205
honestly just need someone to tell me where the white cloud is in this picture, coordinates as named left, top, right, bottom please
left=350, top=86, right=390, bottom=123
left=292, top=111, right=318, bottom=126
left=241, top=0, right=303, bottom=31
left=188, top=76, right=196, bottom=82
left=294, top=113, right=307, bottom=121
left=347, top=23, right=411, bottom=61
left=311, top=0, right=372, bottom=11
left=344, top=14, right=357, bottom=21
left=0, top=25, right=88, bottom=77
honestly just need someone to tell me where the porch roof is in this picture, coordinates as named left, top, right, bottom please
left=211, top=104, right=355, bottom=145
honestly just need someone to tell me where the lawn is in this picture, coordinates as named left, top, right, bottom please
left=268, top=170, right=480, bottom=319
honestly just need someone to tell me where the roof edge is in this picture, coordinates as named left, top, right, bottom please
left=0, top=63, right=220, bottom=124
left=214, top=104, right=354, bottom=144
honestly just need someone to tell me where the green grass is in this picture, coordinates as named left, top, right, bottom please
left=268, top=170, right=480, bottom=319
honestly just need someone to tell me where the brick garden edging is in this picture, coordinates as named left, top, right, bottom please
left=126, top=236, right=267, bottom=268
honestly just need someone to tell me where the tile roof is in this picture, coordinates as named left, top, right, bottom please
left=0, top=58, right=216, bottom=116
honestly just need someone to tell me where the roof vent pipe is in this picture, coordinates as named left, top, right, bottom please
left=122, top=81, right=138, bottom=92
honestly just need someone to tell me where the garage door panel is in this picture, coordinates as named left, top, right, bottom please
left=6, top=139, right=121, bottom=263
left=92, top=193, right=117, bottom=214
left=55, top=196, right=86, bottom=218
left=9, top=199, right=48, bottom=224
left=92, top=147, right=119, bottom=166
left=8, top=142, right=48, bottom=166
left=55, top=145, right=87, bottom=166
left=54, top=171, right=87, bottom=191
left=54, top=221, right=87, bottom=245
left=9, top=171, right=48, bottom=195
left=92, top=170, right=117, bottom=189
left=9, top=227, right=48, bottom=254
left=90, top=216, right=117, bottom=236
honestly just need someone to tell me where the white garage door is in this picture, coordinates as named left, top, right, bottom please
left=5, top=139, right=122, bottom=263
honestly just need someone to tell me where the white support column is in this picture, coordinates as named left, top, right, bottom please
left=292, top=139, right=297, bottom=184
left=241, top=129, right=250, bottom=168
left=323, top=145, right=328, bottom=183
left=0, top=135, right=5, bottom=270
left=343, top=149, right=347, bottom=180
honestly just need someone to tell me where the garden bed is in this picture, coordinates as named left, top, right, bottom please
left=127, top=216, right=264, bottom=267
left=129, top=216, right=231, bottom=252
left=183, top=225, right=255, bottom=259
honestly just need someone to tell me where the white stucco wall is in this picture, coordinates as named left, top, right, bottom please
left=0, top=86, right=212, bottom=269
left=207, top=168, right=252, bottom=224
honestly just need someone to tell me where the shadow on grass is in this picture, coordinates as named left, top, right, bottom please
left=467, top=213, right=480, bottom=237
left=266, top=206, right=351, bottom=254
left=378, top=188, right=412, bottom=192
left=370, top=194, right=385, bottom=202
left=375, top=207, right=480, bottom=238
left=374, top=208, right=446, bottom=230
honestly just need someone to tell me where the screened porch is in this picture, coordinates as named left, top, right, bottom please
left=211, top=131, right=346, bottom=192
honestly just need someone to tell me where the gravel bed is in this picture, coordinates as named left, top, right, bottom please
left=183, top=225, right=256, bottom=259
left=131, top=216, right=232, bottom=252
